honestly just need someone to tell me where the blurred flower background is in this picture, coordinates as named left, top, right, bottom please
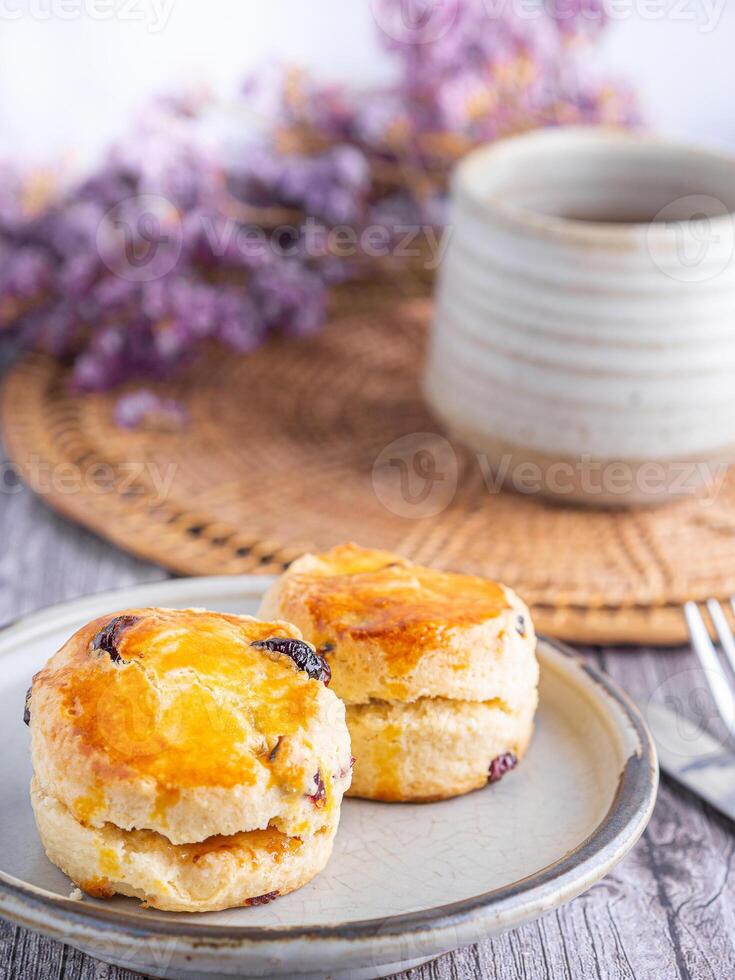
left=0, top=0, right=727, bottom=410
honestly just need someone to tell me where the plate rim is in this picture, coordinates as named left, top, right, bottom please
left=0, top=574, right=659, bottom=958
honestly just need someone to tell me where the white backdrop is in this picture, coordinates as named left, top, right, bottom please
left=1, top=0, right=733, bottom=169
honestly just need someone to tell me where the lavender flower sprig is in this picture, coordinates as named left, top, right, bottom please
left=0, top=114, right=365, bottom=391
left=0, top=0, right=636, bottom=394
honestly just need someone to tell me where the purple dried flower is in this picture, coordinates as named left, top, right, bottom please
left=216, top=290, right=265, bottom=353
left=0, top=3, right=635, bottom=402
left=253, top=262, right=326, bottom=337
left=114, top=389, right=187, bottom=429
left=1, top=246, right=52, bottom=299
left=230, top=142, right=370, bottom=226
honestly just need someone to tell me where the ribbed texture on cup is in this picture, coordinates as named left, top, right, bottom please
left=425, top=129, right=735, bottom=463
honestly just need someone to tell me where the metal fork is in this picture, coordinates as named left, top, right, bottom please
left=684, top=598, right=735, bottom=741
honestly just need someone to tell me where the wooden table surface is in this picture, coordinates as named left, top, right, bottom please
left=1, top=447, right=734, bottom=980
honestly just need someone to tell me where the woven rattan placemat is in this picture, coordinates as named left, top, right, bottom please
left=4, top=285, right=735, bottom=645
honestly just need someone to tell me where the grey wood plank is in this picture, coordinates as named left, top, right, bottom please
left=600, top=647, right=735, bottom=980
left=0, top=454, right=167, bottom=625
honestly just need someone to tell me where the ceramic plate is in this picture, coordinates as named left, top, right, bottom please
left=0, top=577, right=657, bottom=980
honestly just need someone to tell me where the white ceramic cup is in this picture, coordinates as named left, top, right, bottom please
left=425, top=127, right=735, bottom=506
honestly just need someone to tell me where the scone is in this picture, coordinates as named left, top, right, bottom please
left=260, top=543, right=538, bottom=802
left=26, top=607, right=352, bottom=911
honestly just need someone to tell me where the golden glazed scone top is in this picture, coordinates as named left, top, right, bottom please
left=259, top=543, right=537, bottom=707
left=29, top=608, right=352, bottom=844
left=37, top=609, right=319, bottom=789
left=292, top=544, right=508, bottom=673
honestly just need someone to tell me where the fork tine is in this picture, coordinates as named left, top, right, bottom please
left=684, top=601, right=735, bottom=739
left=707, top=599, right=735, bottom=678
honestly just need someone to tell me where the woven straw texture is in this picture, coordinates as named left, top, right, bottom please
left=3, top=283, right=735, bottom=645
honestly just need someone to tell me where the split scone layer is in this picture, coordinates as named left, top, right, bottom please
left=260, top=544, right=539, bottom=802
left=31, top=779, right=339, bottom=913
left=28, top=607, right=352, bottom=911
